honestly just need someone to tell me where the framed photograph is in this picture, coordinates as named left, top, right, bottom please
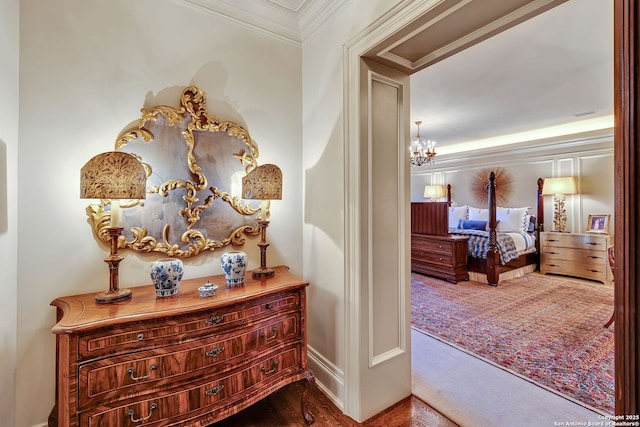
left=587, top=214, right=610, bottom=234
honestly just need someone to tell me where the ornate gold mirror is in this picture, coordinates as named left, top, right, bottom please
left=85, top=86, right=264, bottom=257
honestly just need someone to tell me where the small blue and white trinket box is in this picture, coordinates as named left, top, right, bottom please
left=198, top=281, right=218, bottom=297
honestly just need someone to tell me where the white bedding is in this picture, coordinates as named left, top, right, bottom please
left=509, top=231, right=537, bottom=255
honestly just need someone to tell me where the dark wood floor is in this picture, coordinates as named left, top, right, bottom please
left=212, top=382, right=458, bottom=426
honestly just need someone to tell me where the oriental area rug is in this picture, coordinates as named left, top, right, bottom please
left=411, top=272, right=615, bottom=414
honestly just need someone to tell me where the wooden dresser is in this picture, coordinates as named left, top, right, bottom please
left=411, top=233, right=469, bottom=283
left=49, top=265, right=314, bottom=427
left=540, top=232, right=611, bottom=284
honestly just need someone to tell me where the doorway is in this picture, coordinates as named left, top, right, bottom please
left=343, top=0, right=636, bottom=421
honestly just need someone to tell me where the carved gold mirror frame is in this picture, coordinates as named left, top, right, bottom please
left=85, top=86, right=264, bottom=257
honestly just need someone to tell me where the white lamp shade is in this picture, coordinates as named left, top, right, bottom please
left=424, top=185, right=445, bottom=198
left=542, top=177, right=577, bottom=195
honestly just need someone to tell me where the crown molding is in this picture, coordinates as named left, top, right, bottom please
left=410, top=128, right=614, bottom=172
left=183, top=0, right=348, bottom=44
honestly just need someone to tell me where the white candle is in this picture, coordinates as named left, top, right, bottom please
left=260, top=200, right=270, bottom=221
left=111, top=200, right=121, bottom=227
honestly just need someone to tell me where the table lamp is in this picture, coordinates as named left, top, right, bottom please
left=541, top=176, right=577, bottom=232
left=80, top=151, right=147, bottom=303
left=242, top=164, right=282, bottom=279
left=423, top=185, right=445, bottom=201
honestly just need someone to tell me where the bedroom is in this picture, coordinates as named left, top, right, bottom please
left=408, top=0, right=614, bottom=419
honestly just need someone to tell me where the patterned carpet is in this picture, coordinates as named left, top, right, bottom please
left=411, top=272, right=615, bottom=414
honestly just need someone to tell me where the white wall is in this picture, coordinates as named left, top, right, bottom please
left=17, top=1, right=302, bottom=425
left=410, top=133, right=615, bottom=236
left=0, top=0, right=19, bottom=425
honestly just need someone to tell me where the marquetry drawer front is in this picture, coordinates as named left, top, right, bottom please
left=79, top=290, right=300, bottom=359
left=80, top=345, right=302, bottom=427
left=78, top=314, right=300, bottom=406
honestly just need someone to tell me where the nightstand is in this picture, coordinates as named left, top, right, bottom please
left=540, top=232, right=611, bottom=284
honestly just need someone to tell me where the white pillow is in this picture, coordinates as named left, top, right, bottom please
left=448, top=205, right=469, bottom=229
left=496, top=207, right=530, bottom=232
left=468, top=207, right=489, bottom=221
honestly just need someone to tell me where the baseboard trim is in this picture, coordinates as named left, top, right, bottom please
left=307, top=344, right=345, bottom=411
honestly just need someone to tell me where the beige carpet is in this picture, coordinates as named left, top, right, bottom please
left=412, top=329, right=605, bottom=427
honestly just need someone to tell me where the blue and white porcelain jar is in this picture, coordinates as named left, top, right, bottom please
left=220, top=251, right=247, bottom=287
left=150, top=258, right=184, bottom=297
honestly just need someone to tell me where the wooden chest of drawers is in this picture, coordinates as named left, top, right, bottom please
left=540, top=232, right=611, bottom=284
left=411, top=233, right=469, bottom=283
left=49, top=265, right=314, bottom=427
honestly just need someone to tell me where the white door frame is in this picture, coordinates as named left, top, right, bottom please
left=342, top=0, right=568, bottom=420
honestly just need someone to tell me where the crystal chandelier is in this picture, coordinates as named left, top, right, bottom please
left=410, top=120, right=436, bottom=167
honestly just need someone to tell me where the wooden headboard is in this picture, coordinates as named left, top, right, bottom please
left=411, top=202, right=449, bottom=235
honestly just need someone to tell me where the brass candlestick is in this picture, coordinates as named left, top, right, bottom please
left=94, top=226, right=132, bottom=303
left=252, top=219, right=274, bottom=279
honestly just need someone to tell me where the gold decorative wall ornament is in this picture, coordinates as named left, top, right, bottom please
left=85, top=86, right=266, bottom=258
left=471, top=167, right=514, bottom=207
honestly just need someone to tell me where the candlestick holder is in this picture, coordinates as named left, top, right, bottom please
left=94, top=227, right=132, bottom=303
left=252, top=219, right=274, bottom=278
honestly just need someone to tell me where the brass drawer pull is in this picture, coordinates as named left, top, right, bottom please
left=137, top=333, right=144, bottom=341
left=587, top=242, right=601, bottom=246
left=260, top=359, right=279, bottom=375
left=266, top=303, right=274, bottom=309
left=547, top=251, right=559, bottom=255
left=127, top=364, right=157, bottom=381
left=127, top=402, right=157, bottom=423
left=205, top=384, right=225, bottom=396
left=587, top=255, right=601, bottom=259
left=260, top=327, right=278, bottom=341
left=205, top=315, right=224, bottom=325
left=206, top=347, right=224, bottom=357
left=588, top=269, right=602, bottom=273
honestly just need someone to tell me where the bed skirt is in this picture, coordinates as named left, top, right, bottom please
left=469, top=263, right=536, bottom=284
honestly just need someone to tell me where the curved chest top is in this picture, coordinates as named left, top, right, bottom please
left=51, top=265, right=307, bottom=334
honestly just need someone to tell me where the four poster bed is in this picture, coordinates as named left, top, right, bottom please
left=411, top=172, right=545, bottom=286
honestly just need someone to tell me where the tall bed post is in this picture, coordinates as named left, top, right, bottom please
left=536, top=177, right=544, bottom=269
left=486, top=172, right=500, bottom=286
left=536, top=178, right=545, bottom=230
left=446, top=184, right=452, bottom=206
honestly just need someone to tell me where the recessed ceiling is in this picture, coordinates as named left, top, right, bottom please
left=408, top=0, right=613, bottom=153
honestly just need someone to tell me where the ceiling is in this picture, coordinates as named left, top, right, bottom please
left=185, top=0, right=614, bottom=154
left=406, top=0, right=614, bottom=155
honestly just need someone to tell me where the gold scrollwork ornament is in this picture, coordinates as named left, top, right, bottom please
left=86, top=86, right=268, bottom=258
